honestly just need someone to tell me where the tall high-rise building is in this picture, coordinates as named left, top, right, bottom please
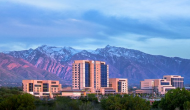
left=163, top=75, right=184, bottom=89
left=72, top=60, right=109, bottom=92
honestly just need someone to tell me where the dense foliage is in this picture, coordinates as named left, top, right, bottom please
left=0, top=87, right=35, bottom=110
left=0, top=89, right=101, bottom=110
left=152, top=88, right=190, bottom=110
left=34, top=94, right=100, bottom=110
left=0, top=87, right=22, bottom=100
left=101, top=94, right=150, bottom=110
left=0, top=87, right=153, bottom=110
left=0, top=93, right=36, bottom=110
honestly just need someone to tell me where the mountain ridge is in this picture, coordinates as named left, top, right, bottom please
left=0, top=53, right=67, bottom=86
left=4, top=45, right=190, bottom=85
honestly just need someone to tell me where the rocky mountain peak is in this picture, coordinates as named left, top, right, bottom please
left=4, top=45, right=190, bottom=85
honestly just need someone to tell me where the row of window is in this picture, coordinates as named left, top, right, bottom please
left=36, top=81, right=57, bottom=84
left=171, top=78, right=184, bottom=81
left=161, top=82, right=170, bottom=85
left=171, top=82, right=184, bottom=88
left=85, top=63, right=90, bottom=87
left=101, top=64, right=108, bottom=87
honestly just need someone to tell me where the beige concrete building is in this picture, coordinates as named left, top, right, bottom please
left=136, top=75, right=184, bottom=94
left=141, top=79, right=155, bottom=90
left=22, top=60, right=130, bottom=98
left=60, top=90, right=86, bottom=97
left=163, top=75, right=184, bottom=89
left=22, top=80, right=62, bottom=98
left=135, top=89, right=153, bottom=94
left=136, top=79, right=155, bottom=94
left=154, top=79, right=175, bottom=94
left=72, top=60, right=109, bottom=93
left=109, top=78, right=128, bottom=94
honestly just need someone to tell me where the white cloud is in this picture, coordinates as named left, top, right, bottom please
left=6, top=0, right=69, bottom=10
left=4, top=0, right=190, bottom=19
left=0, top=43, right=40, bottom=52
left=1, top=0, right=190, bottom=59
left=0, top=19, right=105, bottom=38
left=109, top=34, right=190, bottom=59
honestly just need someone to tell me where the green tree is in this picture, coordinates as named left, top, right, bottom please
left=87, top=94, right=98, bottom=103
left=101, top=94, right=150, bottom=110
left=79, top=102, right=94, bottom=110
left=184, top=101, right=190, bottom=110
left=0, top=93, right=36, bottom=110
left=55, top=96, right=82, bottom=110
left=159, top=88, right=190, bottom=110
left=152, top=101, right=161, bottom=109
left=0, top=87, right=22, bottom=102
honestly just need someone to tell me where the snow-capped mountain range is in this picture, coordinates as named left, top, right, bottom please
left=1, top=45, right=190, bottom=86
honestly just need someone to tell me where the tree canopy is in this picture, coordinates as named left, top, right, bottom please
left=152, top=88, right=190, bottom=110
left=0, top=93, right=36, bottom=110
left=101, top=94, right=150, bottom=110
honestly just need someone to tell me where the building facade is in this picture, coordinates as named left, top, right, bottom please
left=109, top=78, right=128, bottom=94
left=154, top=79, right=175, bottom=94
left=136, top=79, right=155, bottom=94
left=22, top=80, right=62, bottom=98
left=163, top=75, right=184, bottom=89
left=72, top=60, right=109, bottom=92
left=136, top=75, right=184, bottom=94
left=141, top=79, right=155, bottom=90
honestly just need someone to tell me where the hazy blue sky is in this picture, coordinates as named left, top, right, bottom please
left=0, top=0, right=190, bottom=59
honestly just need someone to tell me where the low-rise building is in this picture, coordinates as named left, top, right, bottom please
left=163, top=75, right=184, bottom=89
left=109, top=78, right=128, bottom=94
left=22, top=80, right=62, bottom=98
left=136, top=75, right=184, bottom=94
left=136, top=79, right=154, bottom=94
left=60, top=90, right=86, bottom=97
left=22, top=60, right=130, bottom=98
left=154, top=79, right=175, bottom=94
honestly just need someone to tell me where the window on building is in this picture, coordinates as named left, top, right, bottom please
left=101, top=64, right=108, bottom=87
left=35, top=85, right=41, bottom=87
left=118, top=82, right=121, bottom=92
left=29, top=83, right=33, bottom=92
left=43, top=83, right=49, bottom=92
left=85, top=62, right=90, bottom=87
left=51, top=85, right=58, bottom=87
left=37, top=81, right=42, bottom=83
left=161, top=82, right=170, bottom=85
left=51, top=82, right=56, bottom=84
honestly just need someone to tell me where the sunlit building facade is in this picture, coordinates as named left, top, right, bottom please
left=154, top=79, right=175, bottom=94
left=72, top=60, right=109, bottom=92
left=22, top=80, right=62, bottom=98
left=109, top=78, right=128, bottom=94
left=163, top=75, right=184, bottom=89
left=136, top=79, right=155, bottom=94
left=136, top=75, right=184, bottom=94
